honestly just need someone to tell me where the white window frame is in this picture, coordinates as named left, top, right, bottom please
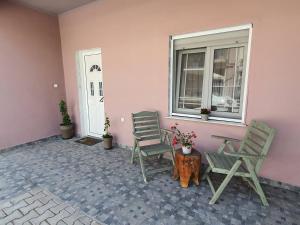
left=169, top=24, right=253, bottom=124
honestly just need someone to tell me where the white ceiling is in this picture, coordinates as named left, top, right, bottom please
left=9, top=0, right=97, bottom=15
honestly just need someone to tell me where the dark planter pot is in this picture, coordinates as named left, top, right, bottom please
left=103, top=136, right=113, bottom=150
left=60, top=124, right=74, bottom=139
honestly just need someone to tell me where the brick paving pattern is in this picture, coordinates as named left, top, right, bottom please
left=0, top=188, right=101, bottom=225
left=0, top=137, right=299, bottom=225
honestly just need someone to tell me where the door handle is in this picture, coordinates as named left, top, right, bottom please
left=100, top=97, right=104, bottom=102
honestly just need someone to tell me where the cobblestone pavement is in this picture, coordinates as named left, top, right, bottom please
left=0, top=187, right=101, bottom=225
left=0, top=137, right=299, bottom=225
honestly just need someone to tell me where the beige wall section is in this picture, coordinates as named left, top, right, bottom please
left=59, top=0, right=300, bottom=186
left=0, top=2, right=65, bottom=149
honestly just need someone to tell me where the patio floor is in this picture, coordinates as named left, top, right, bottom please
left=0, top=137, right=299, bottom=225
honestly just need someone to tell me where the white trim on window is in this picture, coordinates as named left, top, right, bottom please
left=172, top=24, right=252, bottom=40
left=166, top=115, right=246, bottom=127
left=169, top=24, right=253, bottom=124
left=241, top=25, right=253, bottom=123
left=169, top=36, right=174, bottom=116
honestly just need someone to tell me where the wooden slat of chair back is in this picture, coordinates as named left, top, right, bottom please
left=132, top=111, right=161, bottom=141
left=239, top=120, right=276, bottom=173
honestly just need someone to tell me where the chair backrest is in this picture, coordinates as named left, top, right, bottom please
left=132, top=111, right=162, bottom=142
left=239, top=120, right=276, bottom=173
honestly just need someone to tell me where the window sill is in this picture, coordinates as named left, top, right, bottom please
left=165, top=115, right=247, bottom=127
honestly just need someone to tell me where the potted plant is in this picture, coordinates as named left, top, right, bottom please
left=59, top=100, right=74, bottom=139
left=103, top=115, right=113, bottom=149
left=171, top=123, right=197, bottom=154
left=200, top=108, right=210, bottom=121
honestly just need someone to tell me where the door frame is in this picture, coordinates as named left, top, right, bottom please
left=76, top=48, right=104, bottom=138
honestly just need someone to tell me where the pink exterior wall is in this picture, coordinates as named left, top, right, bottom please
left=0, top=2, right=65, bottom=149
left=59, top=0, right=300, bottom=186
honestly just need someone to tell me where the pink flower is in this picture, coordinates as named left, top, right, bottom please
left=172, top=137, right=178, bottom=146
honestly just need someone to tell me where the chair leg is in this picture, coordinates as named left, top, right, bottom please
left=203, top=165, right=216, bottom=193
left=209, top=160, right=242, bottom=205
left=244, top=159, right=269, bottom=206
left=131, top=141, right=137, bottom=164
left=202, top=165, right=212, bottom=180
left=207, top=175, right=216, bottom=194
left=170, top=151, right=175, bottom=166
left=138, top=151, right=147, bottom=183
left=248, top=169, right=268, bottom=206
left=251, top=174, right=268, bottom=206
left=131, top=147, right=136, bottom=164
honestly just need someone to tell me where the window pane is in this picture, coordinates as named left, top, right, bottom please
left=211, top=47, right=244, bottom=114
left=99, top=82, right=103, bottom=96
left=187, top=52, right=205, bottom=68
left=90, top=82, right=94, bottom=96
left=177, top=51, right=205, bottom=111
left=178, top=70, right=204, bottom=109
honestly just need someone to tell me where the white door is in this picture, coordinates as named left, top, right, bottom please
left=83, top=53, right=105, bottom=137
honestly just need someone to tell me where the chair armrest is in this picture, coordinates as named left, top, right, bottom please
left=160, top=128, right=173, bottom=134
left=223, top=151, right=262, bottom=159
left=211, top=135, right=241, bottom=142
left=132, top=132, right=142, bottom=141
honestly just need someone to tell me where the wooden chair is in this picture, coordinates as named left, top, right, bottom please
left=131, top=111, right=175, bottom=183
left=203, top=120, right=276, bottom=206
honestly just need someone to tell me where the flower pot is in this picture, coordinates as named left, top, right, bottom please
left=60, top=124, right=74, bottom=139
left=182, top=146, right=192, bottom=154
left=103, top=136, right=113, bottom=150
left=201, top=114, right=209, bottom=121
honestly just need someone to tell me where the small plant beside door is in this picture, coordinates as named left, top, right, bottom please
left=103, top=115, right=113, bottom=149
left=200, top=108, right=210, bottom=121
left=59, top=100, right=74, bottom=139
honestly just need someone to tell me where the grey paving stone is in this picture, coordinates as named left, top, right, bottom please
left=57, top=220, right=68, bottom=225
left=0, top=188, right=101, bottom=225
left=10, top=192, right=32, bottom=204
left=47, top=209, right=70, bottom=224
left=3, top=200, right=27, bottom=215
left=0, top=209, right=23, bottom=224
left=62, top=209, right=84, bottom=224
left=0, top=209, right=6, bottom=218
left=25, top=191, right=46, bottom=204
left=0, top=137, right=299, bottom=225
left=13, top=209, right=38, bottom=225
left=19, top=199, right=43, bottom=214
left=30, top=209, right=55, bottom=224
left=23, top=222, right=32, bottom=225
left=49, top=202, right=68, bottom=214
left=74, top=220, right=85, bottom=225
left=40, top=221, right=50, bottom=225
left=35, top=200, right=57, bottom=215
left=0, top=201, right=12, bottom=210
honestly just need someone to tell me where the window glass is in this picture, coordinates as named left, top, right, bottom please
left=177, top=52, right=205, bottom=111
left=90, top=82, right=94, bottom=96
left=99, top=82, right=103, bottom=96
left=211, top=47, right=244, bottom=114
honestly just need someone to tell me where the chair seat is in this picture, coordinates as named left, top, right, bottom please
left=205, top=152, right=250, bottom=176
left=140, top=143, right=172, bottom=156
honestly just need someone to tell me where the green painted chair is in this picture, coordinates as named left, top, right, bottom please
left=203, top=120, right=276, bottom=206
left=131, top=111, right=176, bottom=183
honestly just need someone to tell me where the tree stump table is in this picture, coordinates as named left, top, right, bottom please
left=173, top=148, right=201, bottom=188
